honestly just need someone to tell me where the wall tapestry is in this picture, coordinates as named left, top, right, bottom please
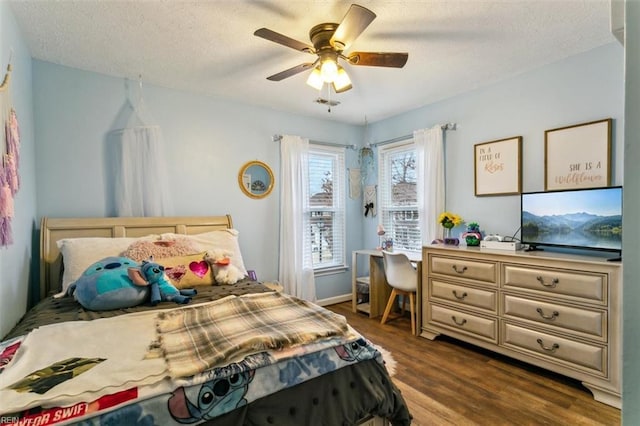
left=0, top=56, right=20, bottom=247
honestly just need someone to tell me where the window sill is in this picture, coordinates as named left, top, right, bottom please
left=314, top=265, right=349, bottom=277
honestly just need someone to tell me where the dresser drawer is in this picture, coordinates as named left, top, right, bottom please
left=429, top=304, right=497, bottom=342
left=503, top=265, right=606, bottom=303
left=431, top=279, right=497, bottom=313
left=430, top=256, right=497, bottom=284
left=502, top=295, right=606, bottom=341
left=501, top=323, right=606, bottom=375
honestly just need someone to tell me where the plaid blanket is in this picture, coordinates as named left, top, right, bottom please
left=155, top=292, right=349, bottom=378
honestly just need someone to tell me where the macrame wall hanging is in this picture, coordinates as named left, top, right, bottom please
left=0, top=51, right=21, bottom=247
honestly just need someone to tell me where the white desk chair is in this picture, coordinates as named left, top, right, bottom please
left=380, top=251, right=418, bottom=335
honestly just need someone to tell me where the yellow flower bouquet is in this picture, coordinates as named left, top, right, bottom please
left=438, top=212, right=463, bottom=229
left=438, top=212, right=463, bottom=244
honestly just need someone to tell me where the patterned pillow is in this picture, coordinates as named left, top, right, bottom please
left=158, top=253, right=214, bottom=288
left=121, top=238, right=200, bottom=262
left=161, top=229, right=248, bottom=276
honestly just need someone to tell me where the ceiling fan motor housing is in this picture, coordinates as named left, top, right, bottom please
left=310, top=23, right=343, bottom=53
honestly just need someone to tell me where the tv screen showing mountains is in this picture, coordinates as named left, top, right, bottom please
left=522, top=210, right=622, bottom=250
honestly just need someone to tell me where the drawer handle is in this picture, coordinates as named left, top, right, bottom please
left=452, top=265, right=468, bottom=274
left=536, top=338, right=560, bottom=353
left=536, top=308, right=559, bottom=321
left=452, top=290, right=468, bottom=300
left=536, top=276, right=559, bottom=288
left=451, top=316, right=467, bottom=326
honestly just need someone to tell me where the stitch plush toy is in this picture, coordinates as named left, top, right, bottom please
left=204, top=250, right=246, bottom=285
left=70, top=256, right=150, bottom=311
left=129, top=257, right=197, bottom=305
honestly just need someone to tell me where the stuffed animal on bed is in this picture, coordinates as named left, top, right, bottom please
left=129, top=258, right=197, bottom=305
left=204, top=250, right=246, bottom=285
left=68, top=256, right=150, bottom=311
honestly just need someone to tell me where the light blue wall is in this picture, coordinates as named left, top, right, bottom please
left=0, top=2, right=37, bottom=338
left=2, top=2, right=639, bottom=420
left=623, top=1, right=640, bottom=422
left=32, top=60, right=364, bottom=302
left=362, top=43, right=624, bottom=249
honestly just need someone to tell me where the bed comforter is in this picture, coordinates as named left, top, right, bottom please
left=0, top=281, right=412, bottom=426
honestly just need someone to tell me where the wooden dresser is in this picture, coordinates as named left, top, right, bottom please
left=421, top=244, right=622, bottom=408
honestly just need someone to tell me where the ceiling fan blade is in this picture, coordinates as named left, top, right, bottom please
left=330, top=4, right=376, bottom=51
left=347, top=52, right=408, bottom=68
left=266, top=62, right=316, bottom=81
left=254, top=28, right=315, bottom=54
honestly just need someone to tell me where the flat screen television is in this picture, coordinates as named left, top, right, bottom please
left=521, top=186, right=622, bottom=255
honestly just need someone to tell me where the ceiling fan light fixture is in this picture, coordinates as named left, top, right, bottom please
left=306, top=67, right=324, bottom=90
left=320, top=58, right=338, bottom=83
left=333, top=66, right=352, bottom=93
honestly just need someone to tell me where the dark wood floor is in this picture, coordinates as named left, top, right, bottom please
left=325, top=302, right=620, bottom=426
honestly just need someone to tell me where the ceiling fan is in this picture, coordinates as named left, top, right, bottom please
left=254, top=4, right=408, bottom=93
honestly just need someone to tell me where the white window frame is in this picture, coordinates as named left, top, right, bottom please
left=377, top=139, right=421, bottom=252
left=306, top=144, right=347, bottom=274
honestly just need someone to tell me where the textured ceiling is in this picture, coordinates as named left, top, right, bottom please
left=9, top=0, right=616, bottom=125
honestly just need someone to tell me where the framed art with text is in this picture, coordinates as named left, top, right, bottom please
left=544, top=118, right=612, bottom=190
left=474, top=136, right=522, bottom=196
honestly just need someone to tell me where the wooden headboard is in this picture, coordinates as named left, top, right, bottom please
left=40, top=215, right=233, bottom=301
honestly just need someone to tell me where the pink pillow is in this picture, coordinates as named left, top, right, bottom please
left=121, top=238, right=200, bottom=262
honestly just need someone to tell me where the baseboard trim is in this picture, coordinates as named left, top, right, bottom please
left=316, top=293, right=352, bottom=307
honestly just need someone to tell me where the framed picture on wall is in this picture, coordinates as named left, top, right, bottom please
left=544, top=118, right=612, bottom=190
left=474, top=136, right=522, bottom=196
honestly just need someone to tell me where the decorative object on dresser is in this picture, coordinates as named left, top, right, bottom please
left=380, top=251, right=418, bottom=335
left=438, top=211, right=463, bottom=245
left=474, top=136, right=522, bottom=196
left=544, top=118, right=612, bottom=191
left=461, top=222, right=483, bottom=246
left=421, top=245, right=622, bottom=408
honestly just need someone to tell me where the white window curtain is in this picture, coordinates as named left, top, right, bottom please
left=415, top=125, right=445, bottom=245
left=112, top=97, right=173, bottom=217
left=279, top=135, right=317, bottom=301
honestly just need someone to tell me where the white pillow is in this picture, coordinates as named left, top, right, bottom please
left=56, top=235, right=157, bottom=295
left=161, top=229, right=248, bottom=276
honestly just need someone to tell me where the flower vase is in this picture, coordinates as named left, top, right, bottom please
left=443, top=225, right=459, bottom=246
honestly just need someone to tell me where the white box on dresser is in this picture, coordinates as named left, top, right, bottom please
left=421, top=244, right=622, bottom=408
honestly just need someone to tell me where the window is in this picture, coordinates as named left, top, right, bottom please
left=378, top=140, right=420, bottom=251
left=306, top=145, right=346, bottom=271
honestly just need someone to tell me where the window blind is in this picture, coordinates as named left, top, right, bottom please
left=307, top=145, right=346, bottom=270
left=378, top=140, right=421, bottom=251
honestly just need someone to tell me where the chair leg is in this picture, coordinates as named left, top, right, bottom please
left=409, top=291, right=416, bottom=336
left=401, top=294, right=407, bottom=315
left=380, top=289, right=398, bottom=325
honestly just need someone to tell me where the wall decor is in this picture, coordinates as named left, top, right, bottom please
left=0, top=55, right=19, bottom=247
left=544, top=118, right=612, bottom=190
left=238, top=160, right=275, bottom=199
left=474, top=136, right=522, bottom=196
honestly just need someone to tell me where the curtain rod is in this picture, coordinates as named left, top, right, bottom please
left=272, top=134, right=357, bottom=150
left=368, top=122, right=457, bottom=148
left=273, top=122, right=456, bottom=151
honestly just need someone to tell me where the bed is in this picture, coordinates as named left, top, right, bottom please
left=0, top=215, right=411, bottom=426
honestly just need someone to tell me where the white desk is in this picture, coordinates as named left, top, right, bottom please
left=352, top=249, right=422, bottom=325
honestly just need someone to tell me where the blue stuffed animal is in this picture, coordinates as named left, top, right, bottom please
left=69, top=256, right=150, bottom=311
left=130, top=258, right=197, bottom=305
